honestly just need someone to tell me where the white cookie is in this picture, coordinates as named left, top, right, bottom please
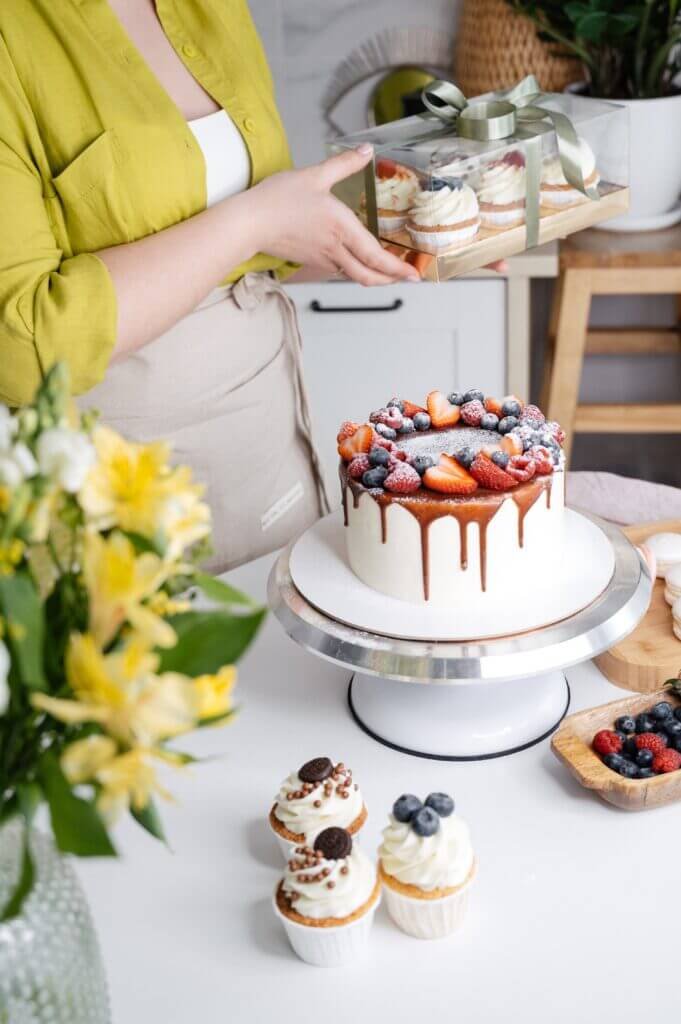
left=646, top=532, right=681, bottom=578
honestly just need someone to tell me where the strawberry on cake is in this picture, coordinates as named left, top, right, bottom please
left=337, top=389, right=566, bottom=605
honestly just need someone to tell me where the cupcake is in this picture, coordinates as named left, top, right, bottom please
left=374, top=158, right=420, bottom=235
left=378, top=792, right=476, bottom=939
left=406, top=177, right=480, bottom=253
left=477, top=151, right=527, bottom=230
left=540, top=138, right=600, bottom=209
left=273, top=827, right=381, bottom=967
left=269, top=757, right=367, bottom=860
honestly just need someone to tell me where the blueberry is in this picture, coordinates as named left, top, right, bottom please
left=652, top=701, right=674, bottom=721
left=456, top=447, right=475, bottom=469
left=491, top=451, right=510, bottom=469
left=603, top=753, right=626, bottom=773
left=618, top=760, right=639, bottom=779
left=663, top=719, right=681, bottom=740
left=674, top=705, right=681, bottom=723
left=413, top=412, right=431, bottom=431
left=635, top=748, right=654, bottom=768
left=463, top=389, right=485, bottom=404
left=448, top=392, right=465, bottom=406
left=671, top=734, right=681, bottom=753
left=653, top=731, right=669, bottom=747
left=368, top=446, right=391, bottom=468
left=497, top=416, right=519, bottom=435
left=637, top=767, right=657, bottom=779
left=392, top=794, right=422, bottom=823
left=397, top=417, right=415, bottom=434
left=411, top=806, right=440, bottom=837
left=426, top=177, right=451, bottom=192
left=388, top=398, right=405, bottom=413
left=635, top=713, right=656, bottom=734
left=615, top=715, right=636, bottom=735
left=480, top=413, right=499, bottom=431
left=425, top=792, right=454, bottom=817
left=411, top=454, right=435, bottom=476
left=614, top=730, right=626, bottom=745
left=362, top=467, right=389, bottom=488
left=501, top=398, right=522, bottom=418
left=375, top=423, right=397, bottom=440
left=623, top=735, right=639, bottom=758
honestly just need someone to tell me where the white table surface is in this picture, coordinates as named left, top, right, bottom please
left=78, top=549, right=676, bottom=1024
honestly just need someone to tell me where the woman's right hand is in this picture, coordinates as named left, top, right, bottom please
left=250, top=145, right=421, bottom=286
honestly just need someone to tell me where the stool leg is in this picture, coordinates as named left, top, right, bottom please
left=539, top=272, right=565, bottom=411
left=545, top=269, right=592, bottom=466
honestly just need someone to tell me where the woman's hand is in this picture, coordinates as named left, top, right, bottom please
left=250, top=145, right=421, bottom=286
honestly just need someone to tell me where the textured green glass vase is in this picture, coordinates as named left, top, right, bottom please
left=0, top=821, right=111, bottom=1024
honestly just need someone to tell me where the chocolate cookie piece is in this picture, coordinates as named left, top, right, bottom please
left=314, top=827, right=352, bottom=860
left=299, top=757, right=333, bottom=783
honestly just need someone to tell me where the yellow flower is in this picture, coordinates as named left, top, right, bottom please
left=83, top=531, right=175, bottom=649
left=61, top=737, right=171, bottom=824
left=0, top=538, right=24, bottom=575
left=0, top=485, right=10, bottom=514
left=147, top=591, right=191, bottom=617
left=33, top=633, right=198, bottom=746
left=194, top=665, right=236, bottom=721
left=61, top=734, right=118, bottom=784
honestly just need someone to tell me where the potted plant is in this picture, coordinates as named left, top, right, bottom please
left=507, top=0, right=681, bottom=229
left=0, top=365, right=265, bottom=1021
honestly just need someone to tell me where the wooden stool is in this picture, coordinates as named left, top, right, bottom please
left=541, top=225, right=681, bottom=464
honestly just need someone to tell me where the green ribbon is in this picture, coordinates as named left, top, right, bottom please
left=419, top=75, right=599, bottom=248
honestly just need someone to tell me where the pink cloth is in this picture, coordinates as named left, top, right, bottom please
left=567, top=471, right=681, bottom=526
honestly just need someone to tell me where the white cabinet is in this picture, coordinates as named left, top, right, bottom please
left=287, top=279, right=506, bottom=494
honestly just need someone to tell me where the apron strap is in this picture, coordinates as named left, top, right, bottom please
left=231, top=273, right=332, bottom=517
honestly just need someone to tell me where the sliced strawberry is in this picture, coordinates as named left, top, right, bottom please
left=469, top=452, right=517, bottom=491
left=402, top=399, right=427, bottom=419
left=376, top=158, right=397, bottom=180
left=338, top=424, right=373, bottom=461
left=500, top=433, right=523, bottom=457
left=484, top=396, right=503, bottom=417
left=427, top=390, right=461, bottom=429
left=507, top=454, right=537, bottom=483
left=423, top=453, right=478, bottom=495
left=337, top=420, right=360, bottom=443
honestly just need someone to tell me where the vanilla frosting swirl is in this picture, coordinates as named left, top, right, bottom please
left=409, top=183, right=479, bottom=227
left=542, top=138, right=597, bottom=186
left=282, top=843, right=377, bottom=920
left=273, top=763, right=363, bottom=840
left=376, top=172, right=418, bottom=212
left=478, top=160, right=526, bottom=204
left=379, top=812, right=474, bottom=891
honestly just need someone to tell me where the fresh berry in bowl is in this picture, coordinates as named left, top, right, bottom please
left=593, top=699, right=681, bottom=780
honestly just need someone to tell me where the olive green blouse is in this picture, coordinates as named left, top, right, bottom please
left=0, top=0, right=296, bottom=406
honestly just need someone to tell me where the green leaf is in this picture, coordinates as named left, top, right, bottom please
left=43, top=572, right=88, bottom=689
left=122, top=531, right=164, bottom=557
left=130, top=798, right=168, bottom=845
left=0, top=570, right=46, bottom=691
left=197, top=708, right=237, bottom=729
left=157, top=607, right=265, bottom=677
left=193, top=572, right=260, bottom=609
left=575, top=10, right=609, bottom=41
left=38, top=751, right=116, bottom=857
left=0, top=829, right=34, bottom=922
left=17, top=782, right=42, bottom=826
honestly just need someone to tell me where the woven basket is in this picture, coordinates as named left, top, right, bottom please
left=453, top=0, right=583, bottom=96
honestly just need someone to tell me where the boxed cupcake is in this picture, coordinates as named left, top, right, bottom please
left=330, top=75, right=629, bottom=281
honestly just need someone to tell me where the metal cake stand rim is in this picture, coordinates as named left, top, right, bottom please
left=267, top=510, right=652, bottom=684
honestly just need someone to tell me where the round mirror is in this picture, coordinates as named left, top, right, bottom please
left=368, top=66, right=436, bottom=126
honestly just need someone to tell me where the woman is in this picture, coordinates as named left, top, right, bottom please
left=0, top=2, right=483, bottom=569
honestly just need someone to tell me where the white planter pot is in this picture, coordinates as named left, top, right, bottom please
left=568, top=84, right=681, bottom=232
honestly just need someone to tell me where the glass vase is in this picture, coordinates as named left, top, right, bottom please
left=0, top=820, right=111, bottom=1024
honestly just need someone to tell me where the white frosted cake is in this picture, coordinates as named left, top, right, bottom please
left=337, top=389, right=566, bottom=606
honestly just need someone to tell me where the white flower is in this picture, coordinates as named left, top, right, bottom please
left=0, top=405, right=18, bottom=452
left=0, top=640, right=9, bottom=715
left=36, top=427, right=95, bottom=493
left=11, top=443, right=38, bottom=479
left=0, top=443, right=38, bottom=488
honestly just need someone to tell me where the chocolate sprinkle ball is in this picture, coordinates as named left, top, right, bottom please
left=299, top=757, right=333, bottom=783
left=314, top=827, right=353, bottom=861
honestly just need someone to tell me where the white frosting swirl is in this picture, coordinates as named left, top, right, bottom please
left=409, top=183, right=479, bottom=227
left=282, top=843, right=377, bottom=920
left=376, top=172, right=418, bottom=212
left=272, top=763, right=364, bottom=840
left=542, top=138, right=597, bottom=186
left=379, top=812, right=474, bottom=891
left=478, top=160, right=526, bottom=205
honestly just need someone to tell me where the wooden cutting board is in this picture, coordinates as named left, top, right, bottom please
left=594, top=518, right=681, bottom=693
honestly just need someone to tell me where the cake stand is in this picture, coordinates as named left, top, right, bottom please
left=267, top=511, right=653, bottom=760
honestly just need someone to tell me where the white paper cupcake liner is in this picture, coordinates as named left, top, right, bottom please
left=540, top=187, right=591, bottom=209
left=273, top=894, right=380, bottom=967
left=480, top=207, right=526, bottom=229
left=382, top=868, right=475, bottom=939
left=378, top=212, right=408, bottom=234
left=406, top=220, right=479, bottom=253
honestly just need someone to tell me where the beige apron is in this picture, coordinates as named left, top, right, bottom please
left=83, top=272, right=330, bottom=572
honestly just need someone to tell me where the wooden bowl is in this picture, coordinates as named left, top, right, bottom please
left=551, top=688, right=681, bottom=811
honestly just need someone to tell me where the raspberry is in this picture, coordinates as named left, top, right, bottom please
left=369, top=408, right=386, bottom=424
left=507, top=454, right=537, bottom=483
left=384, top=462, right=422, bottom=494
left=393, top=449, right=408, bottom=462
left=593, top=730, right=623, bottom=756
left=371, top=433, right=395, bottom=452
left=375, top=407, right=403, bottom=430
left=460, top=399, right=485, bottom=427
left=519, top=404, right=545, bottom=427
left=337, top=421, right=360, bottom=442
left=527, top=446, right=554, bottom=475
left=469, top=452, right=517, bottom=491
left=546, top=421, right=566, bottom=446
left=347, top=454, right=371, bottom=479
left=652, top=749, right=681, bottom=773
left=634, top=732, right=668, bottom=754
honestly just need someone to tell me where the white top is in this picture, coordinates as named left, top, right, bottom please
left=187, top=109, right=251, bottom=207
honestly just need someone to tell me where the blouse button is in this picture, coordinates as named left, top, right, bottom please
left=182, top=43, right=198, bottom=58
left=243, top=117, right=257, bottom=134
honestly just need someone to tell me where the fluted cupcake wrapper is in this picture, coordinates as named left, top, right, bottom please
left=406, top=220, right=479, bottom=253
left=273, top=896, right=380, bottom=967
left=382, top=869, right=475, bottom=940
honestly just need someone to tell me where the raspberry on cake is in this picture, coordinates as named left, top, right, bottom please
left=338, top=389, right=566, bottom=603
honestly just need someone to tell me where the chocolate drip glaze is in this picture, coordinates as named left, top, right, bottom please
left=340, top=464, right=555, bottom=600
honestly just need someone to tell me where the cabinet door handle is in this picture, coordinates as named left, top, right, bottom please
left=309, top=298, right=404, bottom=314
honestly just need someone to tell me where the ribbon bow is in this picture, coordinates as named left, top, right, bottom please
left=419, top=75, right=599, bottom=247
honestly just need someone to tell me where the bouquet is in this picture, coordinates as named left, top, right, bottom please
left=0, top=365, right=264, bottom=919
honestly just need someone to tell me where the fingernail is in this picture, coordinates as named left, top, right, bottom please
left=356, top=143, right=373, bottom=156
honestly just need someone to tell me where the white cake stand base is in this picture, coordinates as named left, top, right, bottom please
left=347, top=671, right=570, bottom=760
